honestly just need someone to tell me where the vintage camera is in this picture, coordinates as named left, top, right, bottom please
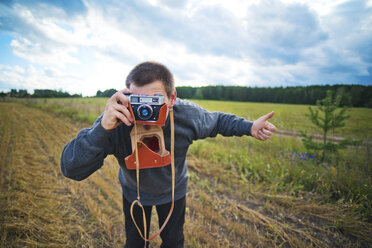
left=124, top=93, right=168, bottom=126
left=123, top=92, right=171, bottom=170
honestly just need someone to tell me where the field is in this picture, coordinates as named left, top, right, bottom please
left=1, top=97, right=371, bottom=247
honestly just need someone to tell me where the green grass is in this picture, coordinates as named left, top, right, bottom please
left=8, top=97, right=372, bottom=140
left=190, top=99, right=371, bottom=220
left=189, top=134, right=372, bottom=218
left=9, top=97, right=107, bottom=124
left=191, top=99, right=372, bottom=140
left=5, top=97, right=372, bottom=220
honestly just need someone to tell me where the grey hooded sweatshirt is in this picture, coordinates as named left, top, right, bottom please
left=60, top=98, right=252, bottom=205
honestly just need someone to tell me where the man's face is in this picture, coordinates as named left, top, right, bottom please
left=128, top=80, right=175, bottom=107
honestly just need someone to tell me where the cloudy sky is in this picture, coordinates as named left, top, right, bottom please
left=0, top=0, right=371, bottom=96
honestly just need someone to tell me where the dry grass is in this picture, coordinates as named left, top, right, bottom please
left=186, top=156, right=371, bottom=248
left=1, top=102, right=371, bottom=247
left=0, top=103, right=124, bottom=247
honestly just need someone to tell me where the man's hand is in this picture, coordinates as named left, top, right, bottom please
left=250, top=111, right=276, bottom=141
left=101, top=89, right=134, bottom=130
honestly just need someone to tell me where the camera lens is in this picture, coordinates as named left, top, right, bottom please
left=137, top=104, right=153, bottom=120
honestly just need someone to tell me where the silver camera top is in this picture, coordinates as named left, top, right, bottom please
left=127, top=94, right=165, bottom=106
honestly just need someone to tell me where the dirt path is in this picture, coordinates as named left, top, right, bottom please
left=1, top=102, right=370, bottom=247
left=274, top=129, right=372, bottom=145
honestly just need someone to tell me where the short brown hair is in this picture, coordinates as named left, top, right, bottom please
left=125, top=61, right=175, bottom=98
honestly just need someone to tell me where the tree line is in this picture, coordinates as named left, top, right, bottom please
left=0, top=89, right=82, bottom=98
left=2, top=85, right=371, bottom=108
left=176, top=85, right=372, bottom=108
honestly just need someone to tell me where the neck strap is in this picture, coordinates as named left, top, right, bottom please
left=130, top=107, right=175, bottom=246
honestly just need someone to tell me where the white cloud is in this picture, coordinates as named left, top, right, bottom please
left=0, top=64, right=85, bottom=94
left=10, top=37, right=79, bottom=67
left=0, top=0, right=371, bottom=96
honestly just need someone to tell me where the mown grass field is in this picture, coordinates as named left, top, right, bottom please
left=14, top=97, right=372, bottom=138
left=1, top=97, right=371, bottom=247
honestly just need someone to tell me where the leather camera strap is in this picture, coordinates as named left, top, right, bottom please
left=130, top=107, right=175, bottom=247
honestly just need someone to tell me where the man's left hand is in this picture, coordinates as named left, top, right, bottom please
left=250, top=111, right=277, bottom=141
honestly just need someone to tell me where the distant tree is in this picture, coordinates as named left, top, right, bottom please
left=96, top=89, right=117, bottom=97
left=194, top=88, right=204, bottom=99
left=175, top=85, right=371, bottom=107
left=215, top=85, right=224, bottom=100
left=336, top=86, right=352, bottom=107
left=10, top=89, right=17, bottom=97
left=300, top=90, right=360, bottom=163
left=32, top=89, right=71, bottom=98
left=176, top=86, right=196, bottom=99
left=18, top=89, right=28, bottom=97
left=368, top=98, right=372, bottom=108
left=350, top=85, right=364, bottom=107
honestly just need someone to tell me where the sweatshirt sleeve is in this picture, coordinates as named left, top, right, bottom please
left=196, top=110, right=253, bottom=140
left=60, top=114, right=115, bottom=181
left=179, top=100, right=253, bottom=140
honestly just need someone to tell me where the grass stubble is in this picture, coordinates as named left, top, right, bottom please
left=0, top=102, right=125, bottom=247
left=0, top=99, right=371, bottom=247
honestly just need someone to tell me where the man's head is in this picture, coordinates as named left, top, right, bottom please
left=126, top=61, right=175, bottom=99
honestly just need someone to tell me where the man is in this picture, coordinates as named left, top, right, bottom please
left=61, top=61, right=276, bottom=248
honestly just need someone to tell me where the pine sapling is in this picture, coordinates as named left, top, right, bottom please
left=300, top=90, right=360, bottom=163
